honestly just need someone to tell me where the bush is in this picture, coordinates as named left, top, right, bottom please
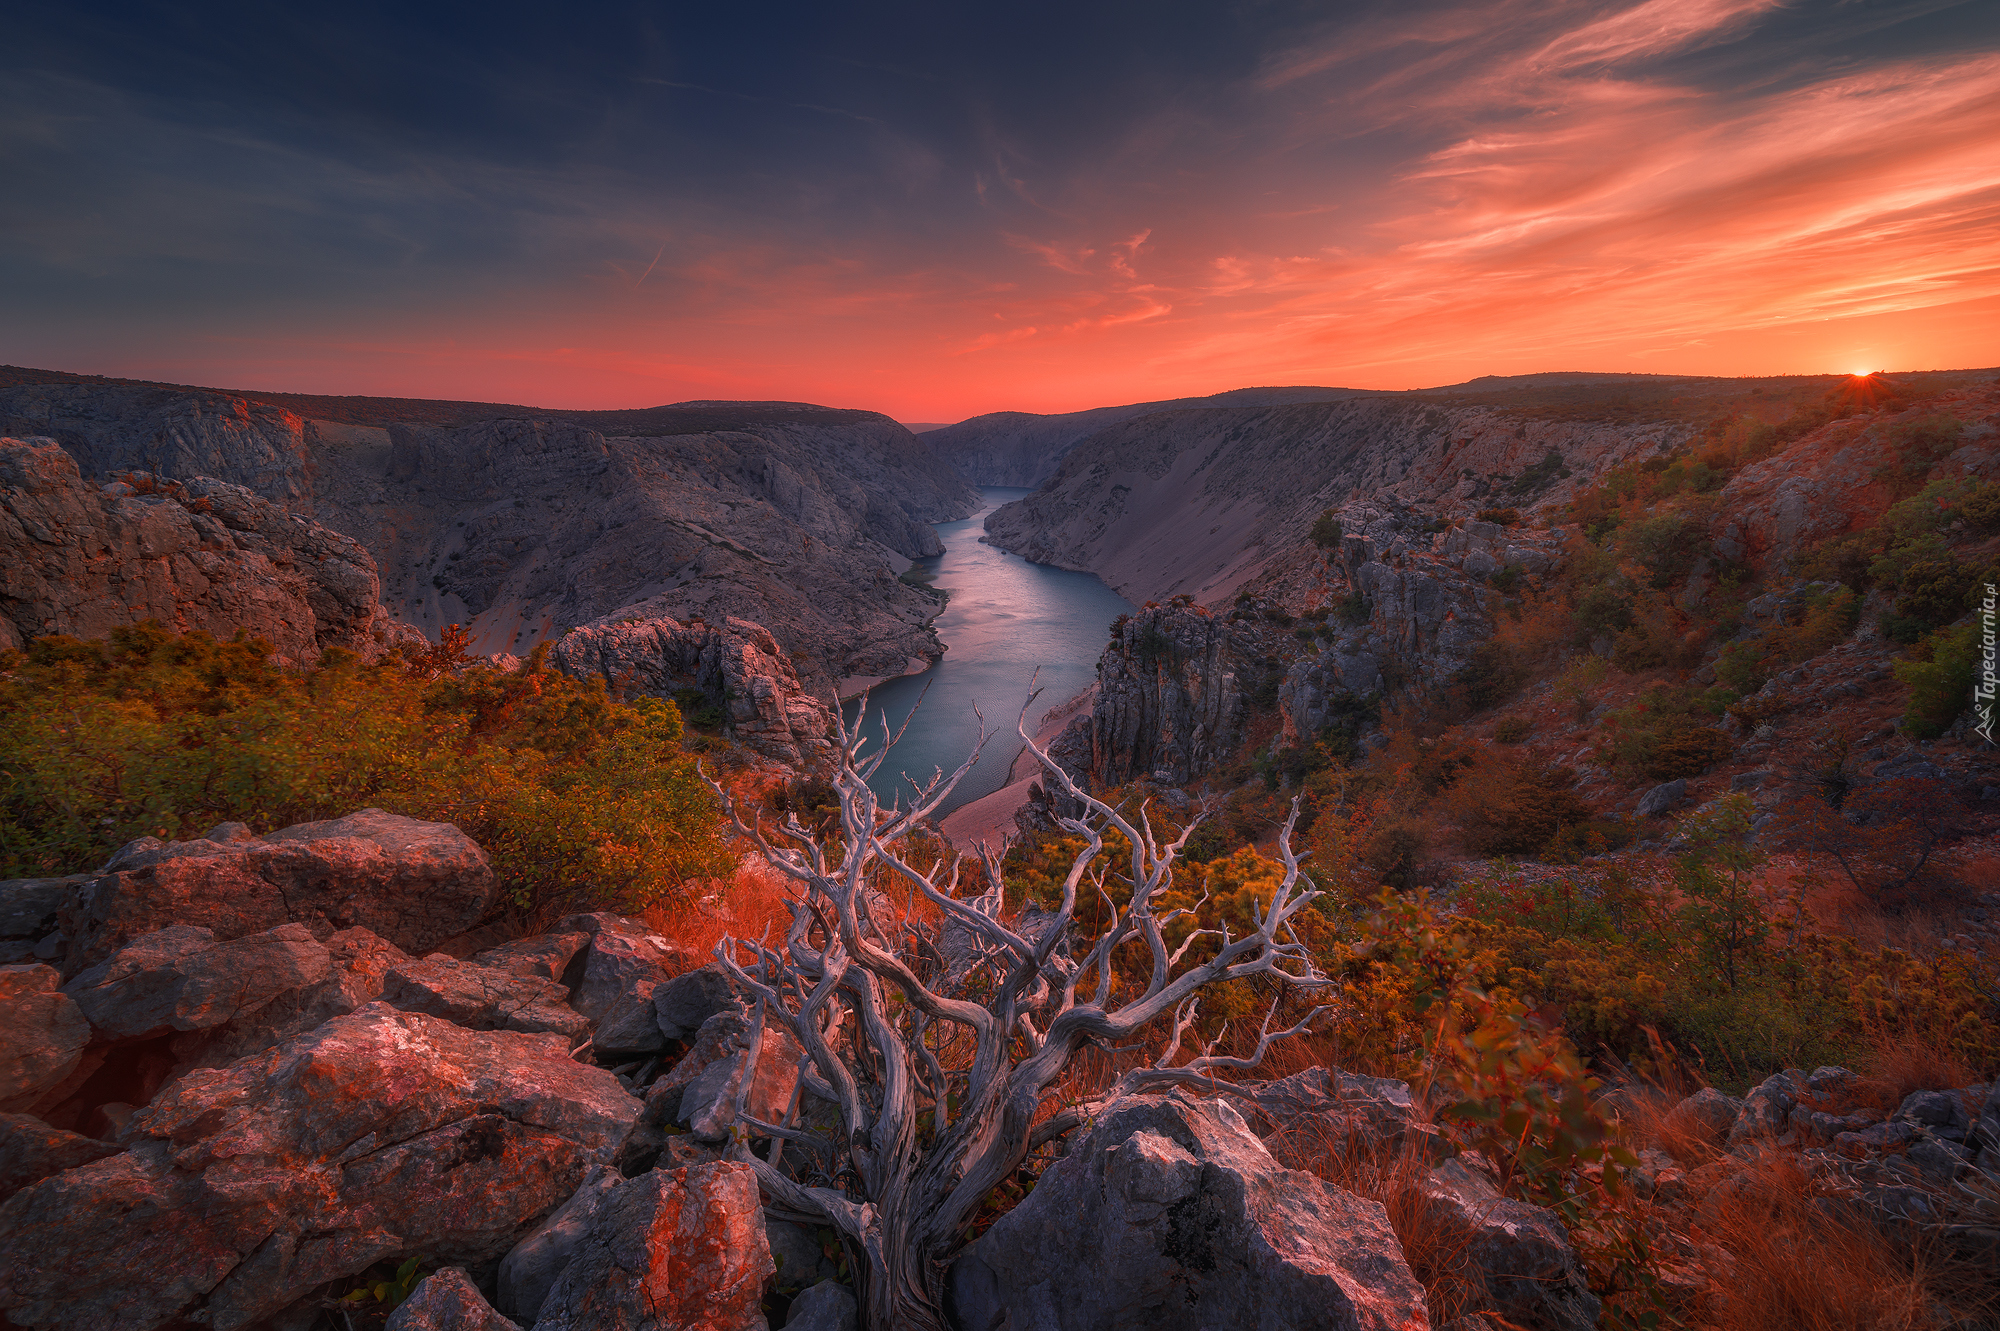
left=0, top=625, right=729, bottom=917
left=1310, top=511, right=1344, bottom=550
left=1961, top=481, right=2000, bottom=533
left=1454, top=642, right=1529, bottom=712
left=1338, top=592, right=1371, bottom=625
left=1574, top=586, right=1635, bottom=640
left=1895, top=620, right=1979, bottom=738
left=1618, top=513, right=1708, bottom=590
left=1494, top=716, right=1531, bottom=744
left=1599, top=686, right=1733, bottom=779
left=1457, top=763, right=1594, bottom=857
left=1476, top=507, right=1521, bottom=526
left=1894, top=557, right=1978, bottom=629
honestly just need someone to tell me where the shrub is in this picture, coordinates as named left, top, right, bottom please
left=0, top=625, right=729, bottom=917
left=1873, top=414, right=1964, bottom=496
left=1961, top=481, right=2000, bottom=533
left=1489, top=564, right=1524, bottom=593
left=1494, top=716, right=1530, bottom=744
left=1310, top=511, right=1344, bottom=550
left=1894, top=556, right=1978, bottom=628
left=1895, top=620, right=1979, bottom=738
left=1599, top=686, right=1733, bottom=779
left=1457, top=763, right=1594, bottom=857
left=1618, top=512, right=1708, bottom=589
left=1476, top=507, right=1521, bottom=526
left=1454, top=642, right=1529, bottom=712
left=1573, top=586, right=1635, bottom=640
left=1338, top=592, right=1371, bottom=625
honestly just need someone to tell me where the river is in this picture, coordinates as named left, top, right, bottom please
left=843, top=487, right=1132, bottom=816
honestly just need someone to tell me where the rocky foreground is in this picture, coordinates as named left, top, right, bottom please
left=4, top=810, right=1995, bottom=1330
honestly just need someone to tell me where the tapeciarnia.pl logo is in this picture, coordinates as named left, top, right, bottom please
left=1977, top=582, right=1997, bottom=745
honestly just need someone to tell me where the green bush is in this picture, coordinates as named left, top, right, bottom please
left=1961, top=481, right=2000, bottom=533
left=1310, top=511, right=1344, bottom=550
left=1895, top=557, right=1979, bottom=628
left=1618, top=513, right=1707, bottom=589
left=1895, top=621, right=1979, bottom=738
left=1494, top=716, right=1531, bottom=744
left=0, top=625, right=729, bottom=917
left=1599, top=686, right=1733, bottom=779
left=1573, top=586, right=1635, bottom=640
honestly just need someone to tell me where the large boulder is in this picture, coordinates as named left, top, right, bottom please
left=784, top=1280, right=858, bottom=1331
left=533, top=1160, right=774, bottom=1331
left=643, top=1008, right=804, bottom=1141
left=474, top=931, right=591, bottom=984
left=0, top=1004, right=637, bottom=1330
left=179, top=925, right=409, bottom=1071
left=387, top=1268, right=521, bottom=1331
left=1247, top=1066, right=1450, bottom=1163
left=60, top=809, right=496, bottom=975
left=653, top=962, right=742, bottom=1040
left=380, top=952, right=590, bottom=1041
left=0, top=1112, right=122, bottom=1204
left=0, top=876, right=85, bottom=962
left=0, top=964, right=91, bottom=1113
left=949, top=1092, right=1429, bottom=1331
left=60, top=923, right=330, bottom=1041
left=559, top=913, right=691, bottom=1056
left=1411, top=1157, right=1599, bottom=1331
left=496, top=1163, right=623, bottom=1324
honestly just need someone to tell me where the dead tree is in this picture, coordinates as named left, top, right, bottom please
left=704, top=694, right=1332, bottom=1331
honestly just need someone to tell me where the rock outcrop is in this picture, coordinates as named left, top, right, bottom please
left=0, top=966, right=90, bottom=1113
left=58, top=809, right=496, bottom=975
left=1083, top=602, right=1261, bottom=786
left=0, top=1004, right=637, bottom=1330
left=0, top=436, right=419, bottom=660
left=532, top=1160, right=775, bottom=1331
left=922, top=386, right=1367, bottom=487
left=553, top=610, right=838, bottom=766
left=948, top=1092, right=1430, bottom=1331
left=984, top=398, right=1678, bottom=608
left=3, top=376, right=982, bottom=695
left=1711, top=384, right=2000, bottom=571
left=389, top=1267, right=523, bottom=1330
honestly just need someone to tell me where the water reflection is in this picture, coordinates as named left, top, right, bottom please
left=843, top=487, right=1132, bottom=815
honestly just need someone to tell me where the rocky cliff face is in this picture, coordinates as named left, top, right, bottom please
left=922, top=385, right=1368, bottom=487
left=0, top=379, right=980, bottom=697
left=550, top=608, right=837, bottom=768
left=0, top=437, right=418, bottom=662
left=984, top=397, right=1685, bottom=608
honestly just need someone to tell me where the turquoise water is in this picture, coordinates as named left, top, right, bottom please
left=844, top=487, right=1132, bottom=815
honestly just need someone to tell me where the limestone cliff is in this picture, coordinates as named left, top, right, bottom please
left=0, top=378, right=980, bottom=697
left=0, top=437, right=418, bottom=662
left=982, top=397, right=1686, bottom=608
left=921, top=385, right=1368, bottom=487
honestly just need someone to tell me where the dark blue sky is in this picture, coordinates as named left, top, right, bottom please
left=6, top=1, right=1997, bottom=417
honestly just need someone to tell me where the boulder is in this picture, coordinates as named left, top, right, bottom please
left=785, top=1280, right=858, bottom=1331
left=949, top=1092, right=1429, bottom=1331
left=653, top=962, right=742, bottom=1040
left=474, top=931, right=590, bottom=984
left=0, top=1004, right=637, bottom=1331
left=1668, top=1087, right=1742, bottom=1144
left=380, top=952, right=590, bottom=1041
left=179, top=926, right=408, bottom=1071
left=1411, top=1157, right=1599, bottom=1331
left=1727, top=1068, right=1805, bottom=1148
left=60, top=923, right=330, bottom=1041
left=0, top=1112, right=122, bottom=1203
left=0, top=877, right=83, bottom=945
left=0, top=964, right=91, bottom=1113
left=496, top=1163, right=623, bottom=1324
left=533, top=1160, right=774, bottom=1331
left=1636, top=780, right=1689, bottom=817
left=1247, top=1066, right=1450, bottom=1163
left=768, top=1218, right=844, bottom=1293
left=387, top=1267, right=521, bottom=1330
left=644, top=1009, right=804, bottom=1141
left=559, top=914, right=690, bottom=1055
left=62, top=809, right=496, bottom=975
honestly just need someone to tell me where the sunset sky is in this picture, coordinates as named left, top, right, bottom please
left=5, top=1, right=1999, bottom=421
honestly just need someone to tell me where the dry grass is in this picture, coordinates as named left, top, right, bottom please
left=1857, top=1023, right=1983, bottom=1107
left=643, top=854, right=797, bottom=971
left=1276, top=1110, right=1486, bottom=1325
left=1695, top=1151, right=1938, bottom=1331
